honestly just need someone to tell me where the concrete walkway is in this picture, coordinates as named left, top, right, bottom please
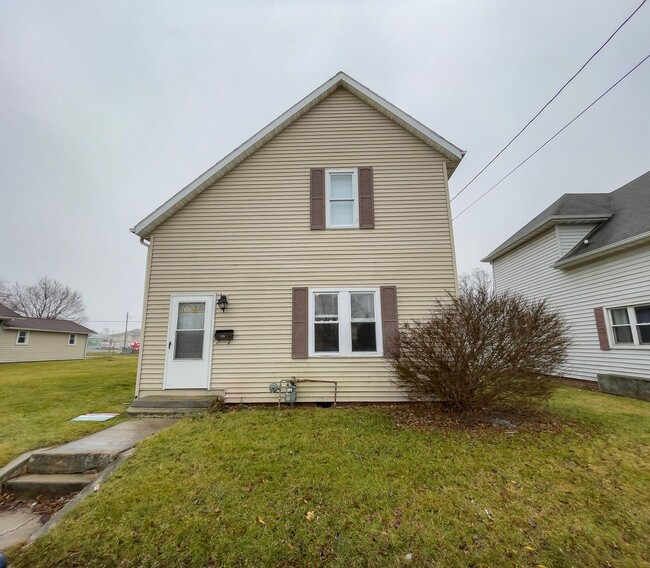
left=36, top=418, right=176, bottom=458
left=0, top=418, right=176, bottom=550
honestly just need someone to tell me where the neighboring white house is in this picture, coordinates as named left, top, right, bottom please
left=130, top=72, right=465, bottom=403
left=0, top=303, right=95, bottom=363
left=482, top=171, right=650, bottom=382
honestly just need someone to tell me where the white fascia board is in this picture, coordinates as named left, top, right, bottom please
left=481, top=214, right=612, bottom=263
left=340, top=73, right=465, bottom=161
left=553, top=230, right=650, bottom=269
left=131, top=71, right=465, bottom=237
left=2, top=326, right=91, bottom=335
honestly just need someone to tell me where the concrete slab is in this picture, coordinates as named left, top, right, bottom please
left=34, top=418, right=177, bottom=456
left=0, top=509, right=42, bottom=549
left=6, top=474, right=97, bottom=498
left=131, top=395, right=217, bottom=408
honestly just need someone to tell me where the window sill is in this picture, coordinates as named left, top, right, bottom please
left=324, top=226, right=360, bottom=230
left=309, top=352, right=383, bottom=358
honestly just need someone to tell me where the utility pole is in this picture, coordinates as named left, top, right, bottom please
left=123, top=311, right=129, bottom=350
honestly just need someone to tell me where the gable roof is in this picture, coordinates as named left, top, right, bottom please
left=131, top=72, right=465, bottom=238
left=3, top=317, right=95, bottom=335
left=0, top=303, right=22, bottom=320
left=482, top=170, right=650, bottom=265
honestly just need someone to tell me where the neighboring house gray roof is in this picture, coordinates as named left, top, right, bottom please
left=3, top=317, right=95, bottom=335
left=131, top=71, right=465, bottom=238
left=0, top=303, right=22, bottom=320
left=483, top=171, right=650, bottom=265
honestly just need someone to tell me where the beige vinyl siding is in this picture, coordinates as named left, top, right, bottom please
left=555, top=224, right=597, bottom=257
left=493, top=229, right=650, bottom=381
left=137, top=88, right=456, bottom=402
left=0, top=328, right=88, bottom=363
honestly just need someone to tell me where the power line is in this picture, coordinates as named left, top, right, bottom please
left=453, top=52, right=650, bottom=221
left=450, top=0, right=647, bottom=203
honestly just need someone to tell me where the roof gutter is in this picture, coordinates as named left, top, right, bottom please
left=1, top=326, right=93, bottom=335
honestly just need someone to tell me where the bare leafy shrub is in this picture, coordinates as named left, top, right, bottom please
left=388, top=270, right=570, bottom=411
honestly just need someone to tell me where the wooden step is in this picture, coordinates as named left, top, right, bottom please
left=5, top=473, right=97, bottom=499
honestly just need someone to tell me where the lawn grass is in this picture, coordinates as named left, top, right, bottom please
left=10, top=387, right=649, bottom=567
left=0, top=354, right=137, bottom=466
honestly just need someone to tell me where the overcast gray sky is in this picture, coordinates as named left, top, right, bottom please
left=1, top=0, right=649, bottom=333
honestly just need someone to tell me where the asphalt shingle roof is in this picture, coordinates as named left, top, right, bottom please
left=483, top=171, right=650, bottom=263
left=563, top=171, right=650, bottom=260
left=2, top=317, right=95, bottom=334
left=0, top=303, right=22, bottom=319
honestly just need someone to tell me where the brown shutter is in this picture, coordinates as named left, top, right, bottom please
left=310, top=168, right=325, bottom=230
left=593, top=307, right=610, bottom=350
left=380, top=286, right=398, bottom=356
left=358, top=166, right=375, bottom=229
left=292, top=287, right=309, bottom=358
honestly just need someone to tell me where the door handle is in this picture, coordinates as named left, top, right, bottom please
left=168, top=341, right=172, bottom=349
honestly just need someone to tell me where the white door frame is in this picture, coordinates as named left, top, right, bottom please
left=163, top=293, right=216, bottom=390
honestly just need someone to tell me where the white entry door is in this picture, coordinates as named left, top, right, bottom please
left=164, top=294, right=215, bottom=389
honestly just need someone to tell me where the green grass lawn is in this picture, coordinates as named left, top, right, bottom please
left=0, top=354, right=137, bottom=466
left=10, top=387, right=649, bottom=567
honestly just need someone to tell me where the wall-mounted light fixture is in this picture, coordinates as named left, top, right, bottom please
left=217, top=294, right=229, bottom=312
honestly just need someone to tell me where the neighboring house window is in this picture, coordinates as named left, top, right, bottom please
left=68, top=334, right=77, bottom=346
left=16, top=331, right=29, bottom=345
left=608, top=305, right=650, bottom=346
left=309, top=288, right=382, bottom=356
left=325, top=169, right=358, bottom=228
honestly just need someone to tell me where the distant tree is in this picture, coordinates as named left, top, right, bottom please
left=0, top=278, right=8, bottom=304
left=5, top=276, right=87, bottom=323
left=388, top=270, right=569, bottom=411
left=458, top=267, right=493, bottom=295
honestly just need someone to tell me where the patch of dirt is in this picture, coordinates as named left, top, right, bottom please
left=552, top=376, right=600, bottom=391
left=0, top=491, right=76, bottom=521
left=382, top=402, right=574, bottom=434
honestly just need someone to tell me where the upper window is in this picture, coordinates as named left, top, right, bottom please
left=608, top=305, right=650, bottom=346
left=325, top=169, right=358, bottom=228
left=16, top=331, right=28, bottom=345
left=309, top=288, right=382, bottom=356
left=68, top=334, right=77, bottom=346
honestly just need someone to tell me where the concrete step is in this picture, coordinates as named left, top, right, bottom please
left=126, top=406, right=207, bottom=417
left=27, top=452, right=115, bottom=475
left=5, top=473, right=97, bottom=499
left=130, top=396, right=218, bottom=409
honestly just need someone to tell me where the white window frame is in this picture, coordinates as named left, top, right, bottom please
left=325, top=168, right=359, bottom=229
left=16, top=330, right=29, bottom=345
left=606, top=304, right=650, bottom=348
left=308, top=287, right=382, bottom=357
left=68, top=333, right=77, bottom=346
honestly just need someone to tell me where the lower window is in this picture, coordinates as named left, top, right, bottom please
left=68, top=334, right=77, bottom=346
left=16, top=331, right=28, bottom=345
left=608, top=305, right=650, bottom=346
left=310, top=288, right=382, bottom=356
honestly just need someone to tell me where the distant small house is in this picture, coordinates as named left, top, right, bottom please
left=0, top=303, right=95, bottom=363
left=108, top=328, right=141, bottom=347
left=483, top=171, right=650, bottom=383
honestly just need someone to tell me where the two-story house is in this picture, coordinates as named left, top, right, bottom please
left=130, top=72, right=464, bottom=404
left=483, top=171, right=650, bottom=395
